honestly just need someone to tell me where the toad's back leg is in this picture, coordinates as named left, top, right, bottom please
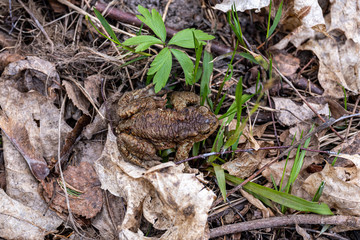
left=117, top=133, right=162, bottom=166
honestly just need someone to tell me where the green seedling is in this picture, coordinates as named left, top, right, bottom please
left=266, top=0, right=284, bottom=39
left=91, top=6, right=215, bottom=92
left=224, top=173, right=333, bottom=215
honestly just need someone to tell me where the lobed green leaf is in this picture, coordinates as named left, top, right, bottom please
left=170, top=49, right=194, bottom=85
left=168, top=29, right=215, bottom=48
left=123, top=35, right=163, bottom=52
left=148, top=47, right=172, bottom=92
left=137, top=5, right=166, bottom=42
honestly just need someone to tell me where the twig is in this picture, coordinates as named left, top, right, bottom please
left=209, top=214, right=360, bottom=238
left=18, top=0, right=54, bottom=53
left=162, top=0, right=173, bottom=22
left=345, top=95, right=360, bottom=140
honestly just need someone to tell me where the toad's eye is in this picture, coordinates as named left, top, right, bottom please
left=200, top=124, right=211, bottom=134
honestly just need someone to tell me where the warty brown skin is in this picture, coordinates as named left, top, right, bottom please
left=116, top=91, right=219, bottom=168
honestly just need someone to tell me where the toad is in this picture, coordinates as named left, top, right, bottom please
left=116, top=86, right=219, bottom=168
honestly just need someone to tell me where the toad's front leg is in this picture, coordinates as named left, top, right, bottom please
left=117, top=133, right=162, bottom=168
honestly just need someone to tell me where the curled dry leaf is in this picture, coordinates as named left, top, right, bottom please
left=301, top=37, right=360, bottom=97
left=0, top=189, right=62, bottom=240
left=240, top=189, right=274, bottom=218
left=0, top=114, right=49, bottom=180
left=272, top=97, right=329, bottom=126
left=2, top=56, right=60, bottom=97
left=94, top=128, right=215, bottom=239
left=0, top=80, right=72, bottom=177
left=63, top=80, right=90, bottom=115
left=42, top=162, right=103, bottom=219
left=303, top=163, right=360, bottom=216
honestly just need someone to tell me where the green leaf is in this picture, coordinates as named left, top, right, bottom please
left=93, top=8, right=121, bottom=45
left=123, top=35, right=163, bottom=52
left=170, top=49, right=194, bottom=84
left=168, top=29, right=215, bottom=48
left=218, top=94, right=252, bottom=120
left=137, top=5, right=166, bottom=42
left=192, top=32, right=203, bottom=84
left=238, top=52, right=259, bottom=64
left=213, top=163, right=227, bottom=202
left=267, top=0, right=283, bottom=38
left=148, top=47, right=172, bottom=92
left=225, top=173, right=333, bottom=215
left=200, top=50, right=213, bottom=106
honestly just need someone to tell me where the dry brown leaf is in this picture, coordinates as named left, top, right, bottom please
left=222, top=141, right=273, bottom=179
left=94, top=127, right=215, bottom=239
left=0, top=189, right=62, bottom=240
left=42, top=162, right=103, bottom=219
left=0, top=51, right=24, bottom=72
left=272, top=97, right=329, bottom=126
left=84, top=74, right=102, bottom=106
left=326, top=98, right=349, bottom=119
left=227, top=120, right=260, bottom=149
left=272, top=51, right=300, bottom=76
left=63, top=80, right=90, bottom=115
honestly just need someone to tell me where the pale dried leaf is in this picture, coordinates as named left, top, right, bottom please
left=272, top=97, right=329, bottom=126
left=0, top=78, right=70, bottom=217
left=0, top=115, right=49, bottom=180
left=327, top=0, right=360, bottom=43
left=0, top=188, right=62, bottom=240
left=293, top=0, right=325, bottom=28
left=295, top=224, right=312, bottom=240
left=94, top=128, right=150, bottom=231
left=302, top=37, right=360, bottom=97
left=214, top=0, right=270, bottom=12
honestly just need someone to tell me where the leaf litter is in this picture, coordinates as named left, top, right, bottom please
left=1, top=0, right=360, bottom=239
